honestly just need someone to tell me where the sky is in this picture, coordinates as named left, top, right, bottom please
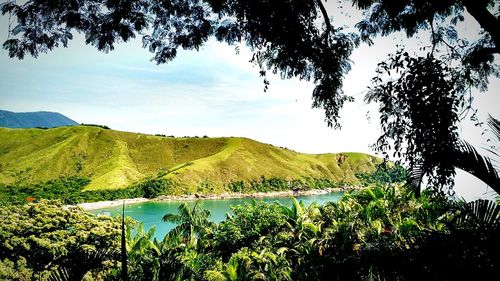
left=0, top=2, right=498, bottom=200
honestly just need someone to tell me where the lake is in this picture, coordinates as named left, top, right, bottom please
left=90, top=192, right=344, bottom=239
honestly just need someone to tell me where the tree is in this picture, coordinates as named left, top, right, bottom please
left=353, top=0, right=499, bottom=57
left=162, top=201, right=213, bottom=239
left=124, top=223, right=161, bottom=280
left=353, top=0, right=499, bottom=193
left=1, top=0, right=498, bottom=193
left=0, top=200, right=120, bottom=279
left=366, top=51, right=462, bottom=193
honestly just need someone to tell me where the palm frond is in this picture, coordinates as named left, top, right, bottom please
left=162, top=213, right=182, bottom=223
left=51, top=248, right=119, bottom=281
left=487, top=114, right=500, bottom=142
left=404, top=162, right=425, bottom=196
left=178, top=202, right=193, bottom=219
left=456, top=199, right=500, bottom=229
left=486, top=114, right=500, bottom=168
left=455, top=140, right=500, bottom=195
left=48, top=267, right=70, bottom=281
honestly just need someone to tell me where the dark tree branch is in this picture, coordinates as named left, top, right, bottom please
left=468, top=47, right=499, bottom=58
left=462, top=0, right=500, bottom=52
left=316, top=0, right=332, bottom=38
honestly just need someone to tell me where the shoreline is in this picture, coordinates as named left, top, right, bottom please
left=75, top=186, right=360, bottom=211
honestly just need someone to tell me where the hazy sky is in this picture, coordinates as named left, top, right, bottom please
left=0, top=2, right=498, bottom=199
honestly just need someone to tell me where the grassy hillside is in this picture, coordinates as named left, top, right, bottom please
left=0, top=126, right=381, bottom=192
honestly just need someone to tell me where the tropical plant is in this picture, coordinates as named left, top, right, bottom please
left=453, top=140, right=500, bottom=194
left=356, top=162, right=408, bottom=186
left=205, top=256, right=241, bottom=281
left=120, top=223, right=162, bottom=281
left=453, top=115, right=500, bottom=194
left=154, top=223, right=211, bottom=281
left=162, top=201, right=214, bottom=239
left=3, top=188, right=500, bottom=280
left=211, top=201, right=287, bottom=259
left=48, top=248, right=119, bottom=281
left=206, top=248, right=292, bottom=281
left=366, top=52, right=462, bottom=192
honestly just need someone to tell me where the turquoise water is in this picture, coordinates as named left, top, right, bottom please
left=90, top=192, right=344, bottom=239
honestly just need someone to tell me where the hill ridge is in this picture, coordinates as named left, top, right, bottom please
left=0, top=126, right=380, bottom=192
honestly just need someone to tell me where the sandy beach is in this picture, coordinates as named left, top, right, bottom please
left=75, top=187, right=360, bottom=211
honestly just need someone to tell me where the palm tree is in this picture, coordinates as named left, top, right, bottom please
left=280, top=197, right=321, bottom=236
left=487, top=115, right=500, bottom=165
left=48, top=248, right=119, bottom=281
left=278, top=197, right=324, bottom=279
left=155, top=231, right=191, bottom=281
left=125, top=223, right=160, bottom=280
left=126, top=223, right=159, bottom=255
left=455, top=199, right=500, bottom=230
left=162, top=201, right=214, bottom=239
left=205, top=249, right=292, bottom=281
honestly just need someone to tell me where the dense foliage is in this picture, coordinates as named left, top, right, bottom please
left=2, top=186, right=498, bottom=280
left=0, top=177, right=174, bottom=205
left=226, top=176, right=345, bottom=193
left=0, top=175, right=353, bottom=205
left=125, top=186, right=500, bottom=281
left=80, top=123, right=111, bottom=129
left=356, top=162, right=407, bottom=186
left=0, top=201, right=120, bottom=280
left=358, top=0, right=498, bottom=193
left=366, top=51, right=461, bottom=190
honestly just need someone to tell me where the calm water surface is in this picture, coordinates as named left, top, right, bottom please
left=90, top=192, right=344, bottom=239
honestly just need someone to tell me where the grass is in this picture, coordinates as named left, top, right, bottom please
left=0, top=126, right=382, bottom=192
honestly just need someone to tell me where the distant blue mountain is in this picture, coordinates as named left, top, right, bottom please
left=0, top=110, right=78, bottom=128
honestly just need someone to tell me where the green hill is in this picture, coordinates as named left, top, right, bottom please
left=0, top=126, right=381, bottom=193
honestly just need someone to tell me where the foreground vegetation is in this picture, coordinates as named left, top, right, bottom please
left=1, top=184, right=498, bottom=280
left=0, top=201, right=120, bottom=280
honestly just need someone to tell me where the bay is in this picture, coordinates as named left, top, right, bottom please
left=90, top=192, right=344, bottom=239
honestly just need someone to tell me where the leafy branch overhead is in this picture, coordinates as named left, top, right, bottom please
left=366, top=50, right=500, bottom=193
left=0, top=1, right=498, bottom=128
left=353, top=0, right=499, bottom=52
left=366, top=51, right=461, bottom=190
